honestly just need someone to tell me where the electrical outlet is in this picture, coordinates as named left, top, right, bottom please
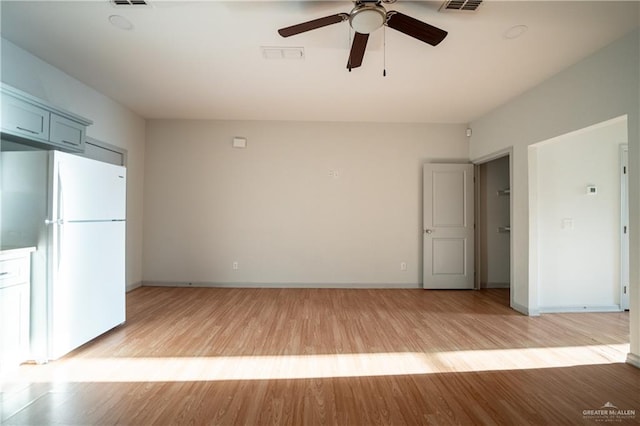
left=400, top=262, right=407, bottom=271
left=232, top=261, right=239, bottom=270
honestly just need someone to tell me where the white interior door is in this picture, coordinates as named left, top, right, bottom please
left=423, top=163, right=474, bottom=289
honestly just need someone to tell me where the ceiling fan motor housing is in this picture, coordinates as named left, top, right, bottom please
left=349, top=4, right=387, bottom=34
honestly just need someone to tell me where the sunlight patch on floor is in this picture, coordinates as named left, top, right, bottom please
left=7, top=344, right=629, bottom=383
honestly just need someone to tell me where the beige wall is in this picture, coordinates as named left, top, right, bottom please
left=143, top=120, right=468, bottom=287
left=1, top=38, right=146, bottom=289
left=470, top=29, right=640, bottom=364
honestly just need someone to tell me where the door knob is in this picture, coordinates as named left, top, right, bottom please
left=425, top=229, right=434, bottom=234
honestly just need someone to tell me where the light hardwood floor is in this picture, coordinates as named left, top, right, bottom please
left=1, top=287, right=638, bottom=425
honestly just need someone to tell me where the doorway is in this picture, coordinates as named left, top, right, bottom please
left=529, top=117, right=627, bottom=312
left=476, top=154, right=512, bottom=305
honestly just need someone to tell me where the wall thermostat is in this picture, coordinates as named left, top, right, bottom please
left=586, top=185, right=597, bottom=195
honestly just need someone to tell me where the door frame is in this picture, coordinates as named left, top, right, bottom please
left=620, top=144, right=629, bottom=310
left=472, top=148, right=514, bottom=307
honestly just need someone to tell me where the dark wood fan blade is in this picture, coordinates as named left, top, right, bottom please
left=347, top=32, right=369, bottom=70
left=278, top=14, right=348, bottom=37
left=386, top=11, right=448, bottom=46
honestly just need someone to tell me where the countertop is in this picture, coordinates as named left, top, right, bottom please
left=0, top=246, right=37, bottom=257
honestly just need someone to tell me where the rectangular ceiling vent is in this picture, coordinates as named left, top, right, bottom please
left=439, top=0, right=483, bottom=12
left=111, top=0, right=150, bottom=7
left=261, top=47, right=305, bottom=61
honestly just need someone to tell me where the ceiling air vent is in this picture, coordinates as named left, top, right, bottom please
left=439, top=0, right=483, bottom=12
left=261, top=47, right=305, bottom=60
left=111, top=0, right=149, bottom=7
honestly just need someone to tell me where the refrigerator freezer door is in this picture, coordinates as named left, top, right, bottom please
left=54, top=151, right=126, bottom=221
left=50, top=221, right=125, bottom=359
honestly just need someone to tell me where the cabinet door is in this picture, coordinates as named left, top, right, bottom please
left=50, top=113, right=86, bottom=151
left=1, top=95, right=50, bottom=141
left=0, top=256, right=29, bottom=288
left=0, top=284, right=30, bottom=374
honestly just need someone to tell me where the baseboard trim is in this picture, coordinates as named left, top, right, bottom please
left=126, top=281, right=142, bottom=292
left=538, top=305, right=621, bottom=314
left=482, top=282, right=510, bottom=289
left=626, top=352, right=640, bottom=369
left=141, top=281, right=422, bottom=289
left=511, top=301, right=539, bottom=316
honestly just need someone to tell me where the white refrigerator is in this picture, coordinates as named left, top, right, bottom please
left=1, top=150, right=126, bottom=361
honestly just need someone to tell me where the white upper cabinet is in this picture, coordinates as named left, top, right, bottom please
left=50, top=113, right=86, bottom=149
left=0, top=83, right=92, bottom=153
left=1, top=94, right=50, bottom=141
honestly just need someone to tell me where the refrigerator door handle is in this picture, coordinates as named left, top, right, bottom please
left=45, top=219, right=65, bottom=226
left=58, top=164, right=65, bottom=223
left=56, top=163, right=65, bottom=273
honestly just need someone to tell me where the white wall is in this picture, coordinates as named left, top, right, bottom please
left=534, top=118, right=626, bottom=311
left=469, top=29, right=640, bottom=364
left=144, top=120, right=468, bottom=287
left=479, top=156, right=510, bottom=287
left=1, top=38, right=146, bottom=289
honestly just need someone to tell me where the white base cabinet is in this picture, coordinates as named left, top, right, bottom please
left=0, top=247, right=34, bottom=376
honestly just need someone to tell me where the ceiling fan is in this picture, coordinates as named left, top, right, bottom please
left=277, top=0, right=448, bottom=71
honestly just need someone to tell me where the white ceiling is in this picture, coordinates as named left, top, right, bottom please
left=1, top=1, right=638, bottom=123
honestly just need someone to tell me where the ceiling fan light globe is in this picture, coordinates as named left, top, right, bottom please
left=349, top=6, right=386, bottom=34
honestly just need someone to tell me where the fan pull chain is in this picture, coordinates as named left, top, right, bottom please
left=383, top=26, right=387, bottom=77
left=348, top=27, right=353, bottom=72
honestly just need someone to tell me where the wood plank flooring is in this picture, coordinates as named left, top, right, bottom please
left=1, top=287, right=638, bottom=425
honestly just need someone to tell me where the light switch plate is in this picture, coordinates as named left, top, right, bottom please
left=233, top=137, right=247, bottom=148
